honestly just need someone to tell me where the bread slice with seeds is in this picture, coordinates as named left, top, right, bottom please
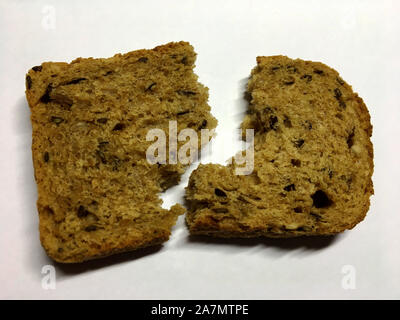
left=185, top=55, right=373, bottom=237
left=26, top=41, right=217, bottom=262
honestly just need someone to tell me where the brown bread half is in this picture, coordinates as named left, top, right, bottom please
left=186, top=55, right=373, bottom=237
left=26, top=41, right=217, bottom=262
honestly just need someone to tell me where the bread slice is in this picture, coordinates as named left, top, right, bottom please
left=26, top=41, right=217, bottom=262
left=185, top=56, right=373, bottom=237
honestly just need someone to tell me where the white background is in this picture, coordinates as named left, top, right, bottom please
left=0, top=0, right=399, bottom=299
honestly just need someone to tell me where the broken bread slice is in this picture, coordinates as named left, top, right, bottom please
left=185, top=55, right=373, bottom=237
left=26, top=41, right=217, bottom=262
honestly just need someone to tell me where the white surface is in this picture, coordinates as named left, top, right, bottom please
left=0, top=0, right=399, bottom=300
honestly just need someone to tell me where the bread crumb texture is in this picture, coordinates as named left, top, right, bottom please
left=185, top=56, right=373, bottom=238
left=26, top=42, right=217, bottom=262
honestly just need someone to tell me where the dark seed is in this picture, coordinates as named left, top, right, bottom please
left=294, top=207, right=303, bottom=213
left=32, top=65, right=42, bottom=72
left=237, top=195, right=251, bottom=204
left=96, top=118, right=108, bottom=124
left=177, top=110, right=190, bottom=116
left=284, top=184, right=296, bottom=191
left=310, top=212, right=323, bottom=220
left=26, top=75, right=32, bottom=89
left=283, top=116, right=292, bottom=128
left=335, top=113, right=343, bottom=120
left=334, top=88, right=346, bottom=108
left=286, top=65, right=297, bottom=73
left=43, top=206, right=54, bottom=215
left=104, top=71, right=113, bottom=76
left=214, top=188, right=227, bottom=197
left=347, top=129, right=355, bottom=148
left=328, top=169, right=333, bottom=179
left=271, top=66, right=281, bottom=71
left=40, top=84, right=53, bottom=103
left=111, top=155, right=121, bottom=171
left=85, top=225, right=97, bottom=232
left=145, top=82, right=156, bottom=92
left=198, top=119, right=207, bottom=130
left=138, top=57, right=148, bottom=63
left=311, top=190, right=332, bottom=208
left=50, top=116, right=64, bottom=125
left=346, top=175, right=353, bottom=187
left=112, top=123, right=125, bottom=131
left=96, top=150, right=107, bottom=164
left=269, top=115, right=278, bottom=130
left=283, top=76, right=295, bottom=85
left=334, top=88, right=342, bottom=98
left=291, top=159, right=301, bottom=167
left=43, top=152, right=49, bottom=163
left=177, top=90, right=196, bottom=96
left=301, top=74, right=312, bottom=82
left=77, top=205, right=90, bottom=218
left=180, top=56, right=188, bottom=65
left=313, top=69, right=324, bottom=75
left=293, top=139, right=305, bottom=148
left=65, top=78, right=87, bottom=85
left=305, top=120, right=312, bottom=130
left=98, top=141, right=109, bottom=147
